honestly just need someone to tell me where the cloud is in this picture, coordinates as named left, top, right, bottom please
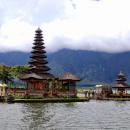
left=0, top=18, right=35, bottom=52
left=0, top=0, right=65, bottom=52
left=42, top=0, right=130, bottom=53
left=0, top=0, right=130, bottom=53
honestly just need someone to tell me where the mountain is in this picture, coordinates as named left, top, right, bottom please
left=1, top=49, right=130, bottom=84
left=0, top=51, right=30, bottom=65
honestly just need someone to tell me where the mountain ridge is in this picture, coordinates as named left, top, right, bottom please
left=0, top=49, right=130, bottom=84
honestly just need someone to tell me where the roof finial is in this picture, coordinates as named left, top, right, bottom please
left=119, top=70, right=124, bottom=76
left=36, top=27, right=42, bottom=32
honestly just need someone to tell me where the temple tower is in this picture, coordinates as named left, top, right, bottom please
left=116, top=71, right=126, bottom=84
left=21, top=28, right=54, bottom=97
left=29, top=28, right=50, bottom=75
left=113, top=71, right=129, bottom=96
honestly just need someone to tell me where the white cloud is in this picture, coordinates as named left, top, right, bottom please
left=42, top=0, right=130, bottom=53
left=0, top=18, right=35, bottom=52
left=0, top=0, right=130, bottom=53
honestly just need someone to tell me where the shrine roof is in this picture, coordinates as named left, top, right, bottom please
left=20, top=73, right=54, bottom=80
left=59, top=72, right=80, bottom=81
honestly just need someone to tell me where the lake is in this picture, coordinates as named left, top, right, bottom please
left=0, top=101, right=130, bottom=130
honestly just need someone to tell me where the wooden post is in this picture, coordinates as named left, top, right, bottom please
left=68, top=80, right=70, bottom=97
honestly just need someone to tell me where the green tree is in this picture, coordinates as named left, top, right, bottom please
left=0, top=65, right=14, bottom=84
left=10, top=65, right=29, bottom=78
left=0, top=65, right=29, bottom=84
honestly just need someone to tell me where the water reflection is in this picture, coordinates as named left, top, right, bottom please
left=0, top=101, right=130, bottom=129
left=115, top=101, right=127, bottom=107
left=21, top=103, right=55, bottom=129
left=64, top=102, right=77, bottom=108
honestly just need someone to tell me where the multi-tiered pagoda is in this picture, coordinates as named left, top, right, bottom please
left=21, top=28, right=54, bottom=97
left=113, top=71, right=130, bottom=96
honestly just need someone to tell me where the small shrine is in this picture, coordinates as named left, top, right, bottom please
left=21, top=28, right=54, bottom=97
left=0, top=83, right=7, bottom=97
left=95, top=84, right=112, bottom=99
left=113, top=71, right=130, bottom=96
left=58, top=73, right=80, bottom=97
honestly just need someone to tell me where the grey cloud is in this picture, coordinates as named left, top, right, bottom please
left=46, top=36, right=130, bottom=53
left=0, top=0, right=130, bottom=54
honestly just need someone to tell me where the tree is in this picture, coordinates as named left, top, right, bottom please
left=10, top=65, right=29, bottom=78
left=0, top=64, right=29, bottom=84
left=0, top=65, right=14, bottom=84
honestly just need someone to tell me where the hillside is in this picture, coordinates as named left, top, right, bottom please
left=0, top=49, right=130, bottom=84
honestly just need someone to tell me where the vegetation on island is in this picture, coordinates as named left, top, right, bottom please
left=14, top=97, right=89, bottom=103
left=0, top=65, right=14, bottom=84
left=0, top=65, right=29, bottom=84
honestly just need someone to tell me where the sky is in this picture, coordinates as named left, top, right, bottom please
left=0, top=0, right=130, bottom=53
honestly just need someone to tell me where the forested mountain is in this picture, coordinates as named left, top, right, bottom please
left=1, top=49, right=130, bottom=84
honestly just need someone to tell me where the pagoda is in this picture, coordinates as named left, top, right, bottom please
left=21, top=28, right=54, bottom=97
left=113, top=71, right=130, bottom=96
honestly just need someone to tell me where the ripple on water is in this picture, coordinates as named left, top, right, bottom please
left=0, top=101, right=130, bottom=129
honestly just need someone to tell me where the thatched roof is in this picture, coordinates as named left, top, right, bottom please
left=0, top=83, right=7, bottom=87
left=113, top=83, right=130, bottom=88
left=59, top=73, right=80, bottom=81
left=116, top=71, right=126, bottom=81
left=118, top=71, right=125, bottom=76
left=20, top=73, right=54, bottom=80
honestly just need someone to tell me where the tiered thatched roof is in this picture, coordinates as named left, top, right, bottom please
left=21, top=28, right=54, bottom=80
left=113, top=71, right=130, bottom=88
left=59, top=72, right=80, bottom=81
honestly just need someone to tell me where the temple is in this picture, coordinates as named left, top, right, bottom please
left=113, top=71, right=130, bottom=96
left=57, top=73, right=80, bottom=97
left=21, top=28, right=54, bottom=97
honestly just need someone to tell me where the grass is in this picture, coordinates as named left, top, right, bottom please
left=95, top=97, right=130, bottom=101
left=97, top=97, right=130, bottom=101
left=14, top=97, right=89, bottom=103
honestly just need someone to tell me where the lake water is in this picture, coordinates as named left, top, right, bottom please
left=0, top=101, right=130, bottom=130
